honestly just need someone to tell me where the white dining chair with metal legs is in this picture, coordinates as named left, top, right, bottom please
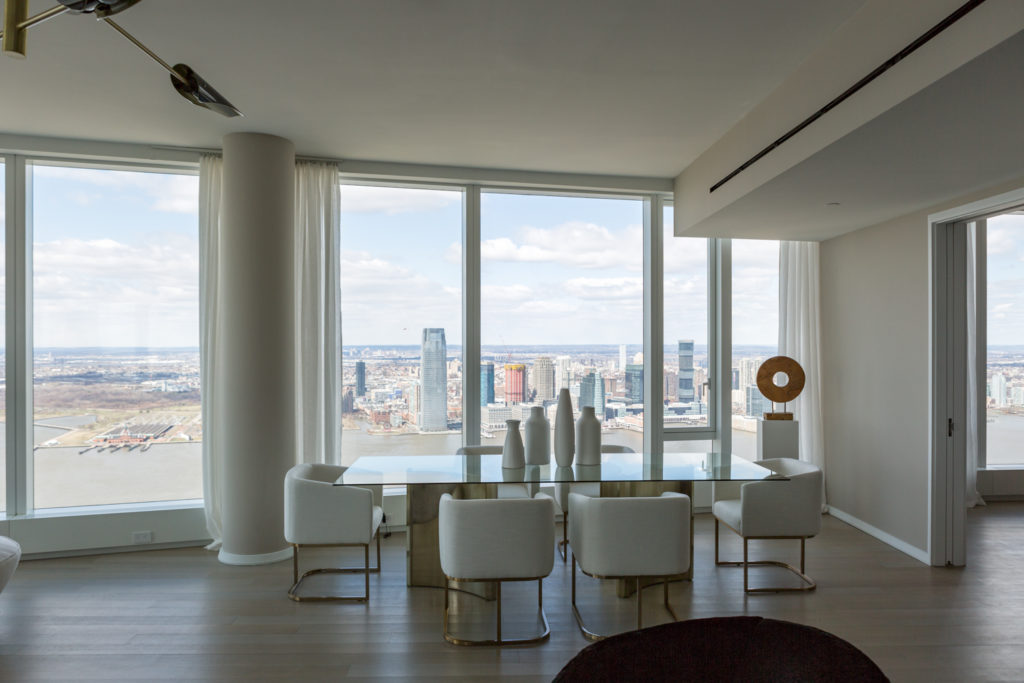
left=568, top=491, right=691, bottom=640
left=712, top=458, right=822, bottom=593
left=438, top=492, right=555, bottom=646
left=284, top=463, right=384, bottom=602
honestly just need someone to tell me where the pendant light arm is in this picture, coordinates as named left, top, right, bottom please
left=102, top=16, right=187, bottom=85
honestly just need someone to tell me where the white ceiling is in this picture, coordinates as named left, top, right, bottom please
left=1, top=0, right=864, bottom=177
left=684, top=28, right=1024, bottom=241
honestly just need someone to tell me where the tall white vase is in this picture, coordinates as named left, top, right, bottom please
left=524, top=406, right=550, bottom=465
left=554, top=389, right=575, bottom=467
left=502, top=419, right=525, bottom=469
left=575, top=406, right=601, bottom=465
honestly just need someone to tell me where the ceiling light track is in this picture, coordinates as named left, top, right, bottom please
left=709, top=0, right=989, bottom=194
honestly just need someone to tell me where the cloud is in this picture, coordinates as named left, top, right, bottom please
left=32, top=236, right=199, bottom=347
left=33, top=165, right=199, bottom=215
left=340, top=185, right=460, bottom=214
left=481, top=221, right=644, bottom=271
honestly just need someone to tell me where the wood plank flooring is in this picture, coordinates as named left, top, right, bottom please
left=0, top=504, right=1022, bottom=682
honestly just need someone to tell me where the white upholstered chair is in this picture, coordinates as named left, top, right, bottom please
left=284, top=463, right=384, bottom=602
left=455, top=445, right=532, bottom=499
left=0, top=536, right=21, bottom=595
left=568, top=491, right=691, bottom=640
left=712, top=458, right=823, bottom=593
left=438, top=492, right=555, bottom=646
left=554, top=444, right=634, bottom=561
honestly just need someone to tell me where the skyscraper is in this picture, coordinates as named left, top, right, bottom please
left=579, top=370, right=605, bottom=416
left=533, top=356, right=555, bottom=401
left=678, top=339, right=695, bottom=401
left=420, top=328, right=448, bottom=431
left=556, top=356, right=572, bottom=389
left=992, top=373, right=1008, bottom=407
left=625, top=364, right=644, bottom=404
left=746, top=384, right=770, bottom=417
left=619, top=344, right=627, bottom=371
left=505, top=364, right=528, bottom=404
left=355, top=360, right=366, bottom=397
left=480, top=362, right=495, bottom=406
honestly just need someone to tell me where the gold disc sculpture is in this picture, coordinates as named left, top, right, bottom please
left=755, top=356, right=805, bottom=420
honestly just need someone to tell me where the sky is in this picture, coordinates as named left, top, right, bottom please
left=986, top=213, right=1024, bottom=346
left=0, top=164, right=783, bottom=349
left=340, top=185, right=781, bottom=348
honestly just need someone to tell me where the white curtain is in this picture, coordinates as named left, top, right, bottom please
left=966, top=223, right=985, bottom=507
left=199, top=154, right=224, bottom=549
left=779, top=241, right=826, bottom=505
left=294, top=162, right=343, bottom=465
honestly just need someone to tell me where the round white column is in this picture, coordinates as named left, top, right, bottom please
left=216, top=133, right=296, bottom=565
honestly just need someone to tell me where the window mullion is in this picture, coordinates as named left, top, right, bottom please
left=712, top=238, right=732, bottom=457
left=462, top=185, right=481, bottom=447
left=643, top=195, right=664, bottom=460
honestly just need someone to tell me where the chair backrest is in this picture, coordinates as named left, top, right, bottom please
left=568, top=492, right=690, bottom=577
left=456, top=445, right=503, bottom=456
left=284, top=463, right=375, bottom=545
left=439, top=493, right=555, bottom=580
left=739, top=459, right=823, bottom=538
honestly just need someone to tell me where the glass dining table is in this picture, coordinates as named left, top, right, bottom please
left=336, top=451, right=778, bottom=592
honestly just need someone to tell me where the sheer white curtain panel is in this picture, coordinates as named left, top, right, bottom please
left=294, top=162, right=343, bottom=466
left=779, top=241, right=826, bottom=505
left=199, top=154, right=224, bottom=549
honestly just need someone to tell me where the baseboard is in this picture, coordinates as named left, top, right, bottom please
left=23, top=539, right=208, bottom=562
left=827, top=506, right=930, bottom=565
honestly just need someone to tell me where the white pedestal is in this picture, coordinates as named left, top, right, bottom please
left=757, top=419, right=799, bottom=460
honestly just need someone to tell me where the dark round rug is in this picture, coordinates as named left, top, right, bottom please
left=553, top=616, right=889, bottom=682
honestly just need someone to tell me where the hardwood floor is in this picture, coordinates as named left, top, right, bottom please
left=0, top=504, right=1022, bottom=682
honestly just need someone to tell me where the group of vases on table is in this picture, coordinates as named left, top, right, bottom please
left=502, top=388, right=601, bottom=469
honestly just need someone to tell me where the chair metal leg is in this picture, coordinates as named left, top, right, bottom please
left=713, top=519, right=816, bottom=593
left=288, top=538, right=382, bottom=602
left=443, top=576, right=550, bottom=647
left=572, top=553, right=680, bottom=641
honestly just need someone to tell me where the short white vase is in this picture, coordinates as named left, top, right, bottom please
left=575, top=406, right=601, bottom=465
left=502, top=419, right=525, bottom=469
left=554, top=389, right=575, bottom=467
left=524, top=406, right=551, bottom=465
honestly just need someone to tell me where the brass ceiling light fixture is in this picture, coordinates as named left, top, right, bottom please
left=1, top=0, right=242, bottom=117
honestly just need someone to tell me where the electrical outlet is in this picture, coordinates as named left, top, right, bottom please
left=131, top=530, right=154, bottom=545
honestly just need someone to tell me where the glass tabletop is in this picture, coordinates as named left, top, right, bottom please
left=336, top=452, right=778, bottom=486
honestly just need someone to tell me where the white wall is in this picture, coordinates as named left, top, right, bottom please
left=821, top=174, right=1024, bottom=557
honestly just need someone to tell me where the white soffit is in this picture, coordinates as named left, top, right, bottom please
left=674, top=0, right=1024, bottom=239
left=0, top=0, right=863, bottom=176
left=682, top=27, right=1024, bottom=242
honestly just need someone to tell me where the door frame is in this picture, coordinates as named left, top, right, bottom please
left=928, top=186, right=1024, bottom=566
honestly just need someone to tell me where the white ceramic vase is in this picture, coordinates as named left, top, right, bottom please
left=575, top=406, right=601, bottom=465
left=524, top=406, right=551, bottom=465
left=554, top=388, right=575, bottom=467
left=502, top=419, right=525, bottom=469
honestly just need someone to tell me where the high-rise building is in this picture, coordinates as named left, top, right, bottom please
left=355, top=360, right=366, bottom=397
left=580, top=370, right=605, bottom=415
left=480, top=362, right=495, bottom=406
left=619, top=344, right=627, bottom=371
left=739, top=357, right=760, bottom=390
left=505, top=364, right=528, bottom=404
left=420, top=328, right=448, bottom=431
left=556, top=355, right=572, bottom=389
left=991, top=373, right=1008, bottom=407
left=664, top=369, right=678, bottom=401
left=678, top=340, right=695, bottom=401
left=533, top=356, right=555, bottom=401
left=625, top=364, right=644, bottom=404
left=746, top=384, right=770, bottom=417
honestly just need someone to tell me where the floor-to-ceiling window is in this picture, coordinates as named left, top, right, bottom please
left=0, top=158, right=5, bottom=513
left=663, top=204, right=713, bottom=455
left=731, top=239, right=779, bottom=460
left=985, top=212, right=1024, bottom=466
left=338, top=184, right=463, bottom=466
left=30, top=163, right=201, bottom=508
left=479, top=192, right=644, bottom=450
